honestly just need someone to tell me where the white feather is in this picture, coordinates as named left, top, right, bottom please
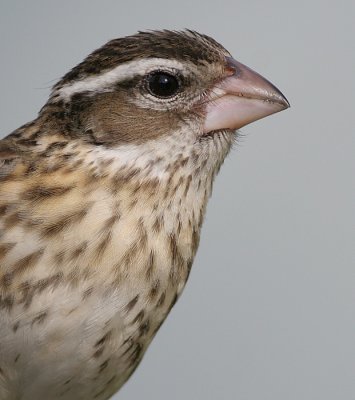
left=55, top=58, right=187, bottom=101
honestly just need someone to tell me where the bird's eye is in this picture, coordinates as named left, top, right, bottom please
left=146, top=71, right=180, bottom=98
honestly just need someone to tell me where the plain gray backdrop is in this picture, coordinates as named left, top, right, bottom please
left=1, top=1, right=354, bottom=399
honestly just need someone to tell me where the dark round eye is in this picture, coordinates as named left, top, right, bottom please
left=147, top=71, right=180, bottom=98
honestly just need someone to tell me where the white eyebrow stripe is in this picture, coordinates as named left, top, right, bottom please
left=54, top=58, right=187, bottom=101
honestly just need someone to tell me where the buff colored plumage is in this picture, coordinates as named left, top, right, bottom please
left=0, top=30, right=288, bottom=399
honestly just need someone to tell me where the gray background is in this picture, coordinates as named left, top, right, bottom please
left=1, top=1, right=354, bottom=399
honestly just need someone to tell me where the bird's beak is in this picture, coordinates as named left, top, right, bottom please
left=203, top=56, right=290, bottom=133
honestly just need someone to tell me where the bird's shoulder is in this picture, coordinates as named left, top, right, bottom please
left=0, top=140, right=28, bottom=183
left=0, top=121, right=43, bottom=179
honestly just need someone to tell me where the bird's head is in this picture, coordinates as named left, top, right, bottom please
left=42, top=30, right=289, bottom=180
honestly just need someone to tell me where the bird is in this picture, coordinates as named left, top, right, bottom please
left=0, top=30, right=289, bottom=399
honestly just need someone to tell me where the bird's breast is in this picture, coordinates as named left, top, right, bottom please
left=0, top=158, right=210, bottom=398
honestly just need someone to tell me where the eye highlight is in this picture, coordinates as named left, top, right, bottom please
left=146, top=71, right=180, bottom=98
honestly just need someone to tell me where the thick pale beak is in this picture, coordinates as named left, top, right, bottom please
left=203, top=57, right=290, bottom=133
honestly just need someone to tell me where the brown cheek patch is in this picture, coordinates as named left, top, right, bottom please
left=83, top=93, right=184, bottom=146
